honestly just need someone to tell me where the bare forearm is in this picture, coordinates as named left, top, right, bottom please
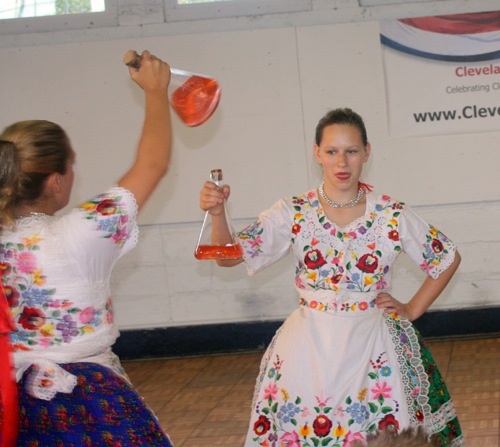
left=118, top=91, right=172, bottom=209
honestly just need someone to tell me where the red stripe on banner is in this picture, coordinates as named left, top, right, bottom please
left=0, top=282, right=18, bottom=447
left=399, top=11, right=500, bottom=35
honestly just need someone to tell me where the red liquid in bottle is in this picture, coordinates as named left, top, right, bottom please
left=169, top=75, right=221, bottom=127
left=195, top=244, right=243, bottom=260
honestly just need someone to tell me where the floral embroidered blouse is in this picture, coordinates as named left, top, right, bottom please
left=238, top=190, right=456, bottom=314
left=0, top=187, right=138, bottom=400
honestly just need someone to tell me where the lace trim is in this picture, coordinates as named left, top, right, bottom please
left=429, top=399, right=458, bottom=433
left=451, top=434, right=465, bottom=447
left=428, top=243, right=456, bottom=280
left=383, top=314, right=432, bottom=429
left=26, top=359, right=78, bottom=401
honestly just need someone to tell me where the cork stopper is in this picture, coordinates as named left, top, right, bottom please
left=210, top=169, right=223, bottom=184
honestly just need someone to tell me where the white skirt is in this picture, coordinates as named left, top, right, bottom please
left=244, top=305, right=464, bottom=447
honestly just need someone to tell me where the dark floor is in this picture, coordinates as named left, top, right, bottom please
left=123, top=337, right=500, bottom=447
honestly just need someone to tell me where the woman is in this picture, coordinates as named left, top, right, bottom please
left=200, top=109, right=463, bottom=446
left=0, top=51, right=173, bottom=446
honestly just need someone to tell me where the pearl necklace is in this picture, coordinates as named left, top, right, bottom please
left=15, top=212, right=47, bottom=219
left=318, top=182, right=364, bottom=208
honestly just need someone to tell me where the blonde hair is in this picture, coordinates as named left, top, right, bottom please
left=0, top=120, right=72, bottom=227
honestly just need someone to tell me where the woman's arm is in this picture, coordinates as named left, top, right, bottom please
left=199, top=181, right=244, bottom=267
left=376, top=251, right=461, bottom=321
left=117, top=51, right=172, bottom=212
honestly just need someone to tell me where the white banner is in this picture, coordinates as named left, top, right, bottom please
left=380, top=12, right=500, bottom=138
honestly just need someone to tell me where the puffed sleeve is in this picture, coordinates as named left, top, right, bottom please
left=238, top=198, right=294, bottom=276
left=60, top=187, right=139, bottom=281
left=399, top=205, right=457, bottom=280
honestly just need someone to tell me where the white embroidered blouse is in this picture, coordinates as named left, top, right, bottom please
left=238, top=190, right=456, bottom=314
left=0, top=187, right=138, bottom=400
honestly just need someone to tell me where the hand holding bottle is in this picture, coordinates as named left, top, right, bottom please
left=199, top=181, right=230, bottom=216
left=196, top=170, right=243, bottom=261
left=127, top=50, right=171, bottom=95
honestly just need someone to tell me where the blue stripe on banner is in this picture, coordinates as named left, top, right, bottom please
left=380, top=34, right=500, bottom=63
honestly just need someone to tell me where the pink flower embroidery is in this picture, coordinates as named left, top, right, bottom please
left=376, top=278, right=388, bottom=290
left=264, top=383, right=278, bottom=400
left=344, top=431, right=365, bottom=446
left=79, top=306, right=96, bottom=324
left=358, top=302, right=368, bottom=311
left=411, top=386, right=420, bottom=397
left=112, top=230, right=128, bottom=245
left=280, top=431, right=300, bottom=447
left=371, top=381, right=393, bottom=400
left=16, top=252, right=37, bottom=273
left=249, top=236, right=263, bottom=248
left=420, top=261, right=434, bottom=274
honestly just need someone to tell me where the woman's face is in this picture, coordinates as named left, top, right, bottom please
left=314, top=124, right=370, bottom=192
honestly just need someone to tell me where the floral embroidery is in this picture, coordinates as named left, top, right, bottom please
left=1, top=234, right=112, bottom=351
left=419, top=226, right=453, bottom=276
left=252, top=352, right=400, bottom=447
left=239, top=222, right=264, bottom=259
left=78, top=194, right=131, bottom=247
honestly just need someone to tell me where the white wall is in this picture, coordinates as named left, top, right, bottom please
left=1, top=0, right=499, bottom=330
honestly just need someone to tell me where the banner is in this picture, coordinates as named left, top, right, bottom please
left=380, top=11, right=500, bottom=138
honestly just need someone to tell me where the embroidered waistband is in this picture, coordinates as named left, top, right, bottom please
left=297, top=287, right=388, bottom=315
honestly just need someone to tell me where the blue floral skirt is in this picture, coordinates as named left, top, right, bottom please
left=16, top=363, right=173, bottom=447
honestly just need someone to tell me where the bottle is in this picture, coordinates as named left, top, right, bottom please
left=123, top=50, right=221, bottom=127
left=195, top=170, right=244, bottom=260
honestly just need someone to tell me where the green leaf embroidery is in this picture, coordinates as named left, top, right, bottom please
left=368, top=402, right=378, bottom=413
left=321, top=438, right=333, bottom=446
left=381, top=406, right=393, bottom=414
left=262, top=408, right=270, bottom=414
left=312, top=438, right=320, bottom=447
left=345, top=396, right=352, bottom=405
left=368, top=372, right=377, bottom=380
left=295, top=397, right=301, bottom=405
left=291, top=419, right=297, bottom=426
left=324, top=407, right=332, bottom=414
left=272, top=403, right=278, bottom=413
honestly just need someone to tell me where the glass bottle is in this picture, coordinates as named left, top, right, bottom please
left=124, top=50, right=221, bottom=127
left=195, top=169, right=244, bottom=260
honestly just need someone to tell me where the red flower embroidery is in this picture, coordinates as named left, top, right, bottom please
left=253, top=415, right=271, bottom=436
left=415, top=410, right=424, bottom=422
left=292, top=224, right=301, bottom=235
left=0, top=262, right=11, bottom=276
left=356, top=254, right=379, bottom=274
left=19, top=307, right=46, bottom=330
left=331, top=274, right=342, bottom=284
left=431, top=239, right=444, bottom=254
left=96, top=200, right=117, bottom=216
left=313, top=415, right=332, bottom=437
left=4, top=285, right=19, bottom=307
left=304, top=250, right=327, bottom=270
left=378, top=414, right=399, bottom=432
left=388, top=230, right=399, bottom=241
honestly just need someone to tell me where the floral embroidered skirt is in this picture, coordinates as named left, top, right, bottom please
left=16, top=363, right=173, bottom=447
left=245, top=307, right=464, bottom=447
